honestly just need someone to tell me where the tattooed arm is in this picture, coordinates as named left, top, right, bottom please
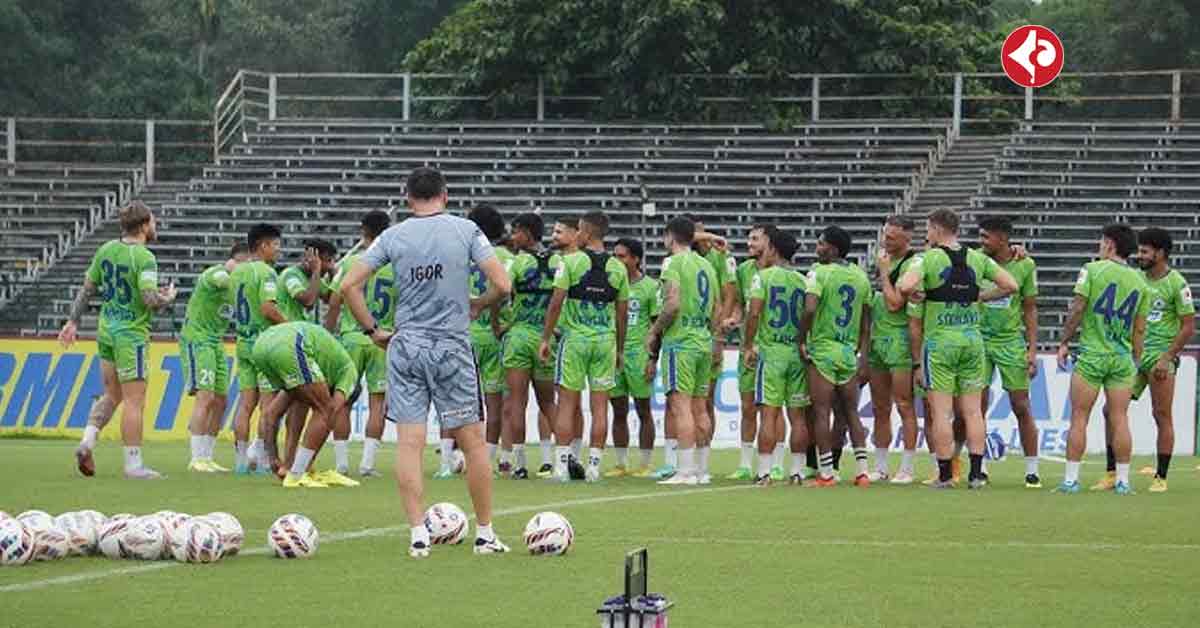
left=58, top=280, right=97, bottom=347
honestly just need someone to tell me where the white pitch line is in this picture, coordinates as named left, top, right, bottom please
left=0, top=485, right=752, bottom=594
left=592, top=536, right=1200, bottom=553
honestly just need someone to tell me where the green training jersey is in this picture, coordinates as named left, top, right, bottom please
left=470, top=245, right=515, bottom=335
left=625, top=275, right=662, bottom=346
left=1142, top=269, right=1195, bottom=351
left=85, top=239, right=160, bottom=338
left=980, top=256, right=1038, bottom=343
left=229, top=260, right=279, bottom=342
left=701, top=246, right=737, bottom=289
left=506, top=249, right=560, bottom=332
left=870, top=252, right=919, bottom=334
left=1073, top=259, right=1150, bottom=356
left=660, top=251, right=718, bottom=351
left=276, top=265, right=321, bottom=323
left=907, top=247, right=1001, bottom=341
left=552, top=250, right=630, bottom=338
left=749, top=265, right=807, bottom=350
left=332, top=253, right=396, bottom=335
left=735, top=259, right=762, bottom=343
left=281, top=321, right=356, bottom=392
left=806, top=260, right=872, bottom=348
left=181, top=264, right=233, bottom=343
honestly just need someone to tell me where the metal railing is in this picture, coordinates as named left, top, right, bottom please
left=206, top=68, right=1200, bottom=142
left=2, top=117, right=211, bottom=183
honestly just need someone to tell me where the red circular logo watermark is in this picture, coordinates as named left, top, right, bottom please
left=1001, top=25, right=1064, bottom=88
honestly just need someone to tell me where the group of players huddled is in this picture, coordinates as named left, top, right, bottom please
left=59, top=170, right=1194, bottom=495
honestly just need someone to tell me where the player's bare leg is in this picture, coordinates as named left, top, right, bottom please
left=571, top=404, right=585, bottom=462
left=552, top=387, right=583, bottom=482
left=282, top=402, right=308, bottom=472
left=75, top=360, right=121, bottom=477
left=331, top=399, right=352, bottom=474
left=731, top=390, right=759, bottom=480
left=247, top=391, right=278, bottom=472
left=393, top=422, right=430, bottom=556
left=633, top=396, right=655, bottom=473
left=608, top=394, right=632, bottom=476
left=503, top=368, right=535, bottom=479
left=359, top=393, right=386, bottom=477
left=485, top=387, right=505, bottom=474
left=787, top=406, right=811, bottom=484
left=533, top=382, right=557, bottom=476
left=806, top=366, right=837, bottom=484
left=452, top=420, right=507, bottom=554
left=116, top=379, right=161, bottom=479
left=1060, top=375, right=1102, bottom=493
left=925, top=390, right=956, bottom=488
left=659, top=392, right=698, bottom=485
left=755, top=405, right=781, bottom=485
left=868, top=368, right=894, bottom=480
left=958, top=391, right=988, bottom=488
left=188, top=389, right=218, bottom=472
left=205, top=393, right=229, bottom=471
left=1146, top=374, right=1177, bottom=489
left=1004, top=388, right=1040, bottom=486
left=835, top=381, right=870, bottom=486
left=586, top=389, right=611, bottom=481
left=257, top=390, right=293, bottom=474
left=653, top=401, right=680, bottom=479
left=283, top=383, right=358, bottom=488
left=232, top=387, right=258, bottom=473
left=694, top=392, right=715, bottom=483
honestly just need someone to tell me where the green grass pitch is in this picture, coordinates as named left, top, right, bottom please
left=2, top=439, right=1199, bottom=627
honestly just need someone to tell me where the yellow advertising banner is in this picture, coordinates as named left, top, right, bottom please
left=0, top=338, right=243, bottom=442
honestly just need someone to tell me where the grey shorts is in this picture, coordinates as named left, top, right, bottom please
left=385, top=333, right=483, bottom=430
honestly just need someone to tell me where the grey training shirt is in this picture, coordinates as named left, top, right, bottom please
left=361, top=213, right=495, bottom=338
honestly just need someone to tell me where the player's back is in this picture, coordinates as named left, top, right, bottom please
left=914, top=246, right=997, bottom=341
left=333, top=253, right=396, bottom=335
left=509, top=249, right=560, bottom=329
left=1076, top=259, right=1147, bottom=356
left=183, top=264, right=233, bottom=342
left=754, top=265, right=807, bottom=348
left=470, top=245, right=515, bottom=334
left=807, top=260, right=871, bottom=346
left=363, top=213, right=491, bottom=339
left=662, top=250, right=717, bottom=350
left=229, top=260, right=278, bottom=342
left=556, top=249, right=628, bottom=337
left=87, top=239, right=158, bottom=337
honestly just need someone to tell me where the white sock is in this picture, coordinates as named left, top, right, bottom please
left=440, top=438, right=455, bottom=470
left=498, top=448, right=512, bottom=467
left=540, top=439, right=553, bottom=465
left=81, top=425, right=100, bottom=450
left=513, top=444, right=527, bottom=469
left=665, top=439, right=679, bottom=467
left=791, top=453, right=805, bottom=477
left=677, top=447, right=696, bottom=477
left=190, top=436, right=204, bottom=463
left=639, top=448, right=653, bottom=467
left=875, top=447, right=890, bottom=474
left=739, top=442, right=755, bottom=468
left=291, top=446, right=316, bottom=477
left=900, top=450, right=915, bottom=474
left=981, top=457, right=989, bottom=475
left=588, top=447, right=603, bottom=472
left=570, top=438, right=582, bottom=460
left=1115, top=463, right=1130, bottom=485
left=1064, top=460, right=1081, bottom=484
left=615, top=447, right=628, bottom=467
left=698, top=446, right=711, bottom=475
left=361, top=437, right=380, bottom=471
left=250, top=438, right=267, bottom=466
left=486, top=443, right=497, bottom=463
left=1024, top=456, right=1039, bottom=476
left=757, top=454, right=773, bottom=479
left=204, top=435, right=218, bottom=460
left=411, top=525, right=430, bottom=547
left=476, top=523, right=494, bottom=542
left=772, top=443, right=785, bottom=468
left=235, top=441, right=249, bottom=468
left=555, top=446, right=570, bottom=477
left=854, top=447, right=869, bottom=476
left=123, top=446, right=143, bottom=472
left=333, top=440, right=349, bottom=473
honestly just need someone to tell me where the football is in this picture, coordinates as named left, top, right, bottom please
left=97, top=518, right=132, bottom=559
left=54, top=512, right=99, bottom=556
left=19, top=512, right=69, bottom=562
left=0, top=517, right=35, bottom=566
left=523, top=512, right=574, bottom=556
left=172, top=519, right=225, bottom=564
left=268, top=514, right=318, bottom=559
left=201, top=512, right=244, bottom=556
left=424, top=503, right=468, bottom=545
left=159, top=513, right=194, bottom=560
left=122, top=517, right=167, bottom=561
left=451, top=449, right=466, bottom=474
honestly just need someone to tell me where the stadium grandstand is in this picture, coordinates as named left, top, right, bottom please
left=1, top=70, right=1198, bottom=349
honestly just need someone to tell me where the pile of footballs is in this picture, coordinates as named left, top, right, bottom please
left=0, top=509, right=320, bottom=565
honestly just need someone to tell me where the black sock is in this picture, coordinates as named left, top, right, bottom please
left=831, top=447, right=843, bottom=470
left=969, top=453, right=984, bottom=480
left=1157, top=453, right=1172, bottom=479
left=806, top=445, right=818, bottom=470
left=937, top=458, right=953, bottom=482
left=1105, top=445, right=1116, bottom=472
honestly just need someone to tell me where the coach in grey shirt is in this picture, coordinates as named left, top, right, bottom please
left=340, top=167, right=512, bottom=558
